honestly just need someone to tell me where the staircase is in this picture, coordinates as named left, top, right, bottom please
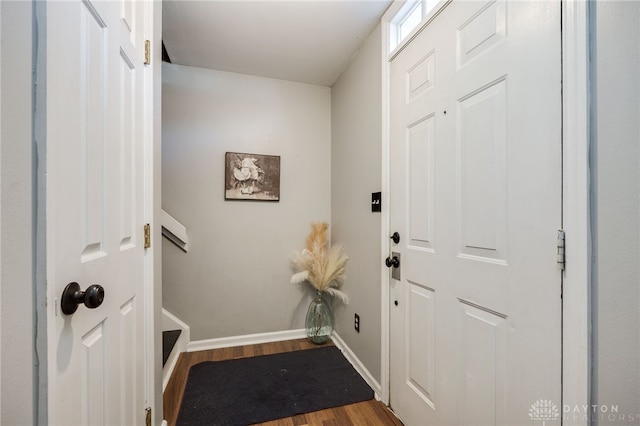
left=163, top=329, right=182, bottom=367
left=162, top=308, right=190, bottom=391
left=161, top=209, right=190, bottom=390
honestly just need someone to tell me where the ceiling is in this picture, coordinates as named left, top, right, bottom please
left=162, top=0, right=392, bottom=87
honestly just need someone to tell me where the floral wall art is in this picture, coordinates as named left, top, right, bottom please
left=225, top=152, right=281, bottom=201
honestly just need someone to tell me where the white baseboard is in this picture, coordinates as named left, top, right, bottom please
left=162, top=346, right=181, bottom=392
left=187, top=329, right=307, bottom=352
left=331, top=331, right=383, bottom=398
left=162, top=308, right=191, bottom=339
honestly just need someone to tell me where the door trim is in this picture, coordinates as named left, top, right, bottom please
left=380, top=3, right=394, bottom=406
left=379, top=0, right=591, bottom=418
left=144, top=2, right=163, bottom=423
left=560, top=0, right=591, bottom=422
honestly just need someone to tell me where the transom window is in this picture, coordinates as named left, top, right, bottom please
left=390, top=0, right=442, bottom=52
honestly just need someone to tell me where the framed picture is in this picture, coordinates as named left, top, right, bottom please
left=225, top=152, right=280, bottom=201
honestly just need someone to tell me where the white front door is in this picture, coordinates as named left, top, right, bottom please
left=389, top=1, right=562, bottom=424
left=45, top=1, right=149, bottom=424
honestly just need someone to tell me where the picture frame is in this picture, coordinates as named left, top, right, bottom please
left=224, top=152, right=281, bottom=201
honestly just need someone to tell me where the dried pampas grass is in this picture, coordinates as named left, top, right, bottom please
left=291, top=222, right=349, bottom=304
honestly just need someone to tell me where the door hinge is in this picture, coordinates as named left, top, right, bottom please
left=144, top=223, right=151, bottom=249
left=145, top=407, right=152, bottom=426
left=144, top=40, right=151, bottom=65
left=557, top=229, right=565, bottom=271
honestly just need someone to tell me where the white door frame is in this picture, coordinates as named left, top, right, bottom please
left=379, top=0, right=591, bottom=421
left=143, top=1, right=163, bottom=423
left=559, top=0, right=591, bottom=420
left=144, top=1, right=164, bottom=423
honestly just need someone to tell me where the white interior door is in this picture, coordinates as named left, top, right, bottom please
left=389, top=1, right=562, bottom=424
left=45, top=1, right=148, bottom=424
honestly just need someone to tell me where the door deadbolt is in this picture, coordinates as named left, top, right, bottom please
left=390, top=232, right=400, bottom=244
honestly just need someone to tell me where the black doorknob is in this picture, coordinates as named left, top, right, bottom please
left=61, top=282, right=105, bottom=315
left=390, top=232, right=400, bottom=244
left=385, top=256, right=400, bottom=268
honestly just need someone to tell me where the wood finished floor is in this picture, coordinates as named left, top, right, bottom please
left=163, top=338, right=404, bottom=426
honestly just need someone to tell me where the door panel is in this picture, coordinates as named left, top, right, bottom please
left=119, top=48, right=136, bottom=249
left=81, top=322, right=106, bottom=424
left=458, top=300, right=506, bottom=426
left=458, top=78, right=506, bottom=262
left=407, top=116, right=435, bottom=250
left=80, top=0, right=108, bottom=260
left=46, top=1, right=147, bottom=424
left=456, top=0, right=506, bottom=68
left=389, top=1, right=562, bottom=425
left=406, top=282, right=436, bottom=407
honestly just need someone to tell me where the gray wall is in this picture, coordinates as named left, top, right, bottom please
left=162, top=63, right=331, bottom=340
left=590, top=1, right=640, bottom=422
left=0, top=1, right=36, bottom=424
left=331, top=25, right=382, bottom=383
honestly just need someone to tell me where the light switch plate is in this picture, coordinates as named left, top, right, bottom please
left=371, top=192, right=381, bottom=212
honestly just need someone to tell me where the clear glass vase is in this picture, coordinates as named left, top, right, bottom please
left=305, top=291, right=334, bottom=344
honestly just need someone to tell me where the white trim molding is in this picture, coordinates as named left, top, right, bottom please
left=161, top=309, right=191, bottom=392
left=161, top=209, right=189, bottom=252
left=379, top=3, right=395, bottom=406
left=162, top=308, right=191, bottom=338
left=332, top=332, right=383, bottom=399
left=162, top=346, right=181, bottom=393
left=187, top=329, right=307, bottom=353
left=561, top=0, right=592, bottom=422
